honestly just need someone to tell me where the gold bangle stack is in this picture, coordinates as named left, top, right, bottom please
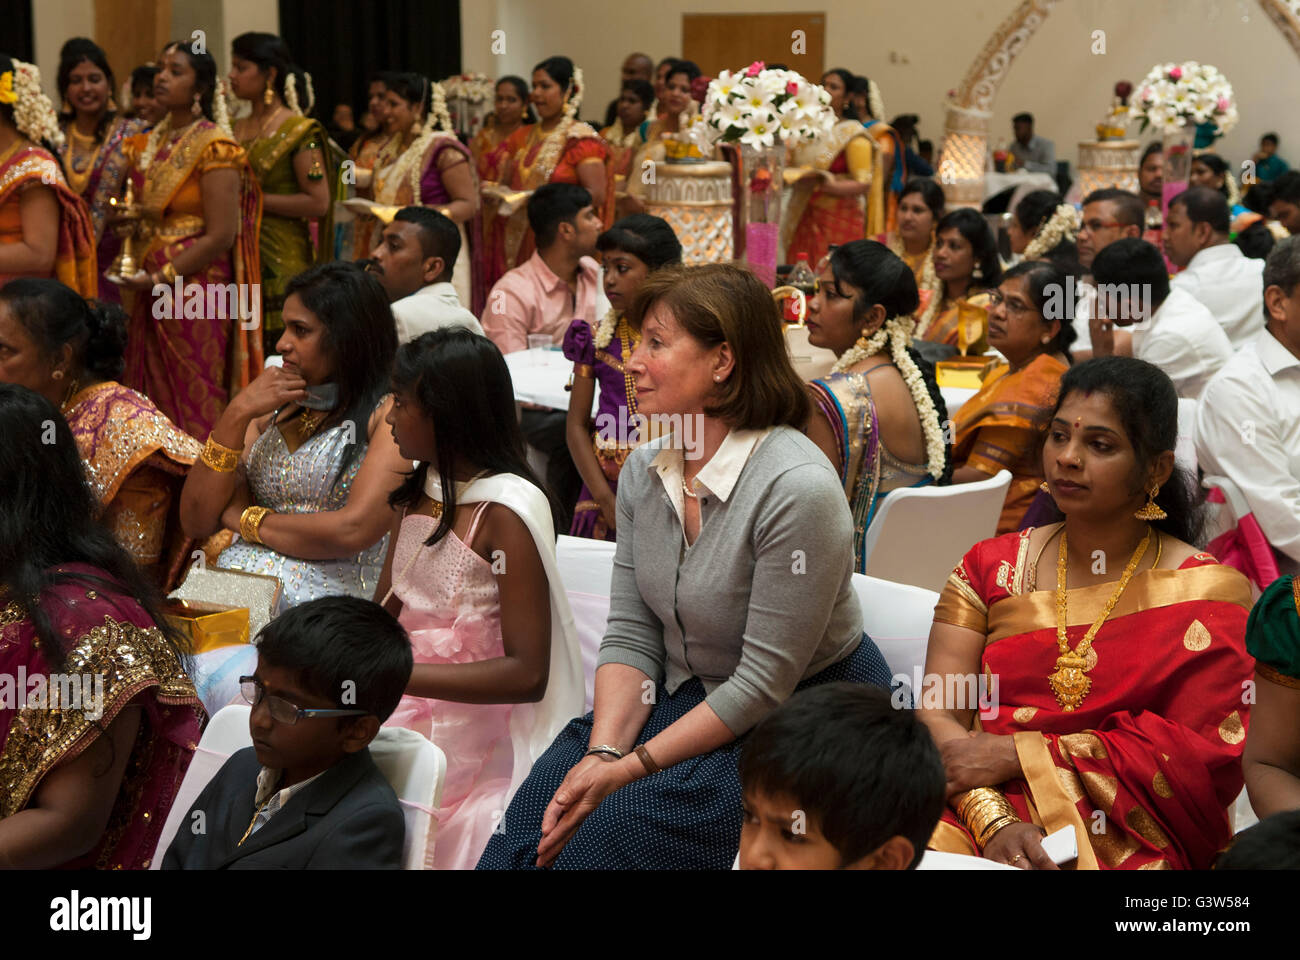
left=955, top=787, right=1021, bottom=849
left=239, top=506, right=273, bottom=545
left=201, top=434, right=243, bottom=472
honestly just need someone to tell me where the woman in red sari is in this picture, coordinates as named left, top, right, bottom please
left=921, top=356, right=1254, bottom=870
left=0, top=53, right=97, bottom=297
left=114, top=40, right=262, bottom=440
left=484, top=57, right=610, bottom=291
left=0, top=384, right=203, bottom=869
left=472, top=76, right=532, bottom=185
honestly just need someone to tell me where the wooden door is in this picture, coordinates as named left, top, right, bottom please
left=682, top=12, right=825, bottom=82
left=95, top=0, right=172, bottom=97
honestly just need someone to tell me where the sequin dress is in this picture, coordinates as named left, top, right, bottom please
left=383, top=504, right=514, bottom=870
left=216, top=420, right=388, bottom=610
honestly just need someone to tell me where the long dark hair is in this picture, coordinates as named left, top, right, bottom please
left=1000, top=259, right=1076, bottom=362
left=57, top=38, right=117, bottom=139
left=388, top=329, right=555, bottom=544
left=1046, top=356, right=1204, bottom=545
left=282, top=262, right=397, bottom=488
left=163, top=39, right=218, bottom=121
left=231, top=32, right=311, bottom=115
left=1194, top=153, right=1232, bottom=199
left=0, top=277, right=128, bottom=381
left=936, top=207, right=1003, bottom=289
left=0, top=384, right=189, bottom=669
left=828, top=240, right=952, bottom=483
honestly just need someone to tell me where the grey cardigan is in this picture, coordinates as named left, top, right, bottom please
left=596, top=425, right=864, bottom=734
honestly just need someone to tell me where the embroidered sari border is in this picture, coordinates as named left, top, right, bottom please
left=1014, top=730, right=1099, bottom=870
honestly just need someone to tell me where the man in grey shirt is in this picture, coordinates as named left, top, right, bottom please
left=1009, top=112, right=1056, bottom=174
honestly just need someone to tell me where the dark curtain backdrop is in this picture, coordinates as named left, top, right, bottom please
left=0, top=1, right=36, bottom=62
left=279, top=0, right=460, bottom=122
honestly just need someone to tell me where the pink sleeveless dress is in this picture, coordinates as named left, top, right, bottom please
left=384, top=502, right=515, bottom=869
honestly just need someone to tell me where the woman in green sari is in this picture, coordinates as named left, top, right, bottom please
left=228, top=33, right=332, bottom=355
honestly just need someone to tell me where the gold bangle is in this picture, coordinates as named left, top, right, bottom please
left=572, top=363, right=595, bottom=378
left=201, top=434, right=243, bottom=473
left=159, top=262, right=177, bottom=284
left=239, top=506, right=273, bottom=545
left=955, top=787, right=1020, bottom=848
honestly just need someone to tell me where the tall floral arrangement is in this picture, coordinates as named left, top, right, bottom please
left=1127, top=62, right=1237, bottom=136
left=690, top=60, right=834, bottom=150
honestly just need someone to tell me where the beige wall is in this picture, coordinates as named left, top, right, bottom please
left=466, top=0, right=1299, bottom=172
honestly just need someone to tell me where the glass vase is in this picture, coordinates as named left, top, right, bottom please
left=1161, top=124, right=1196, bottom=220
left=738, top=142, right=786, bottom=288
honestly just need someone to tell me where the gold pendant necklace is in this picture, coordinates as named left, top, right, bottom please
left=298, top=409, right=325, bottom=438
left=1050, top=526, right=1152, bottom=712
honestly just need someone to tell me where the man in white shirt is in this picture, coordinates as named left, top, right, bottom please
left=1090, top=238, right=1232, bottom=399
left=1072, top=187, right=1145, bottom=359
left=1165, top=186, right=1265, bottom=347
left=1195, top=236, right=1300, bottom=576
left=367, top=207, right=484, bottom=341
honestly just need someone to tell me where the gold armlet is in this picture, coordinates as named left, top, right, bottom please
left=239, top=506, right=274, bottom=545
left=201, top=434, right=243, bottom=473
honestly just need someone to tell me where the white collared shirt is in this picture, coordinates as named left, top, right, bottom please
left=1195, top=328, right=1300, bottom=572
left=391, top=281, right=485, bottom=343
left=1131, top=287, right=1234, bottom=399
left=248, top=766, right=326, bottom=836
left=652, top=428, right=771, bottom=534
left=1170, top=243, right=1266, bottom=348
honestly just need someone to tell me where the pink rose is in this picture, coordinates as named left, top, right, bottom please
left=1168, top=66, right=1182, bottom=80
left=785, top=81, right=799, bottom=96
left=1217, top=97, right=1230, bottom=111
left=746, top=60, right=765, bottom=77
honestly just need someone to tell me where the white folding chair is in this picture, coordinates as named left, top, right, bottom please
left=556, top=535, right=617, bottom=711
left=859, top=470, right=1013, bottom=593
left=851, top=574, right=939, bottom=682
left=915, top=850, right=1017, bottom=870
left=150, top=704, right=446, bottom=870
left=785, top=324, right=837, bottom=382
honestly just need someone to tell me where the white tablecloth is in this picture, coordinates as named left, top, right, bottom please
left=939, top=386, right=976, bottom=416
left=984, top=169, right=1058, bottom=200
left=504, top=347, right=597, bottom=414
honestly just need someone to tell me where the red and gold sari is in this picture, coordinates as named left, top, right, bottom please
left=64, top=381, right=202, bottom=590
left=0, top=563, right=205, bottom=869
left=120, top=121, right=263, bottom=439
left=929, top=528, right=1254, bottom=869
left=784, top=119, right=871, bottom=267
left=0, top=140, right=97, bottom=296
left=951, top=353, right=1066, bottom=534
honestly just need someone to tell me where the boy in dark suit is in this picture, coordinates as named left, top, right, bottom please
left=164, top=597, right=414, bottom=869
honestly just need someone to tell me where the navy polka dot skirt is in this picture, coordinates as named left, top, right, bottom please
left=476, top=634, right=892, bottom=870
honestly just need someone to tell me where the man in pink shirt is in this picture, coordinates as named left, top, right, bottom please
left=481, top=183, right=604, bottom=353
left=482, top=183, right=605, bottom=524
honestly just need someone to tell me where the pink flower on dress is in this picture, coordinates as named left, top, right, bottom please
left=746, top=61, right=765, bottom=77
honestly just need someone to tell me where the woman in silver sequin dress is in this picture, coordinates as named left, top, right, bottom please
left=180, top=261, right=407, bottom=610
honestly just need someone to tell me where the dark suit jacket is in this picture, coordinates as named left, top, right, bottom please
left=162, top=746, right=405, bottom=869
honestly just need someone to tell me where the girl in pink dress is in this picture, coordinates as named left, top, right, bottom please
left=375, top=328, right=583, bottom=869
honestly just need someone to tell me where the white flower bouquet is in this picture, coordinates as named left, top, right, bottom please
left=1127, top=61, right=1238, bottom=136
left=442, top=73, right=495, bottom=103
left=690, top=60, right=835, bottom=151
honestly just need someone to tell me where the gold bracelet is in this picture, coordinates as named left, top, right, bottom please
left=955, top=787, right=1021, bottom=848
left=239, top=506, right=273, bottom=545
left=201, top=434, right=243, bottom=472
left=159, top=262, right=177, bottom=284
left=572, top=363, right=595, bottom=379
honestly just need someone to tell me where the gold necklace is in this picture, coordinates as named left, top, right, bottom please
left=297, top=408, right=325, bottom=438
left=618, top=317, right=640, bottom=417
left=1050, top=526, right=1152, bottom=711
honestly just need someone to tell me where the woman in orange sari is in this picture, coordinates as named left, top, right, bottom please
left=114, top=40, right=262, bottom=441
left=784, top=68, right=872, bottom=269
left=348, top=72, right=396, bottom=257
left=951, top=260, right=1074, bottom=534
left=485, top=56, right=610, bottom=290
left=472, top=76, right=533, bottom=184
left=0, top=54, right=97, bottom=297
left=921, top=356, right=1254, bottom=870
left=920, top=208, right=1001, bottom=352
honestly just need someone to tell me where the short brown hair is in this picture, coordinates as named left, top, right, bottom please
left=626, top=263, right=810, bottom=430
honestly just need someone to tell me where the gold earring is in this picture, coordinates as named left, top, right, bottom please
left=264, top=84, right=274, bottom=106
left=108, top=96, right=118, bottom=111
left=1134, top=482, right=1167, bottom=521
left=1039, top=481, right=1050, bottom=493
left=192, top=93, right=202, bottom=117
left=62, top=98, right=72, bottom=113
left=52, top=370, right=65, bottom=380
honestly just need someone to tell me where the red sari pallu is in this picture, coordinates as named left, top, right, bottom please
left=0, top=142, right=97, bottom=297
left=927, top=527, right=1255, bottom=869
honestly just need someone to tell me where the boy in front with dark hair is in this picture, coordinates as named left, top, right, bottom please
left=738, top=683, right=945, bottom=870
left=163, top=597, right=414, bottom=869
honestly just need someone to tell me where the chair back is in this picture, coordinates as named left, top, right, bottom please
left=850, top=574, right=938, bottom=681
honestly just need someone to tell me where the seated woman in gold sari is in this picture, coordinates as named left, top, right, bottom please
left=1243, top=575, right=1300, bottom=818
left=0, top=279, right=200, bottom=589
left=877, top=177, right=943, bottom=314
left=0, top=383, right=203, bottom=869
left=803, top=240, right=950, bottom=571
left=228, top=33, right=333, bottom=356
left=922, top=356, right=1254, bottom=870
left=918, top=208, right=1000, bottom=352
left=0, top=54, right=97, bottom=298
left=950, top=260, right=1074, bottom=534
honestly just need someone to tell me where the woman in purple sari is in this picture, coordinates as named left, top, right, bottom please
left=55, top=38, right=148, bottom=305
left=372, top=74, right=484, bottom=314
left=562, top=215, right=681, bottom=539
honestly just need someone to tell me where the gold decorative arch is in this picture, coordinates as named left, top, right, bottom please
left=937, top=0, right=1300, bottom=207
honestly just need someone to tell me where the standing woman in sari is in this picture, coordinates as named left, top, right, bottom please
left=0, top=383, right=204, bottom=869
left=371, top=74, right=481, bottom=314
left=114, top=40, right=262, bottom=441
left=950, top=260, right=1074, bottom=534
left=783, top=69, right=872, bottom=269
left=347, top=72, right=396, bottom=257
left=624, top=60, right=702, bottom=213
left=918, top=208, right=1001, bottom=351
left=472, top=76, right=533, bottom=185
left=229, top=32, right=332, bottom=357
left=922, top=357, right=1254, bottom=870
left=56, top=39, right=147, bottom=305
left=0, top=54, right=97, bottom=297
left=487, top=57, right=610, bottom=289
left=877, top=177, right=944, bottom=319
left=850, top=75, right=906, bottom=236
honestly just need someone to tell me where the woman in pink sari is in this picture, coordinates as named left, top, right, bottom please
left=114, top=40, right=262, bottom=440
left=0, top=383, right=203, bottom=869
